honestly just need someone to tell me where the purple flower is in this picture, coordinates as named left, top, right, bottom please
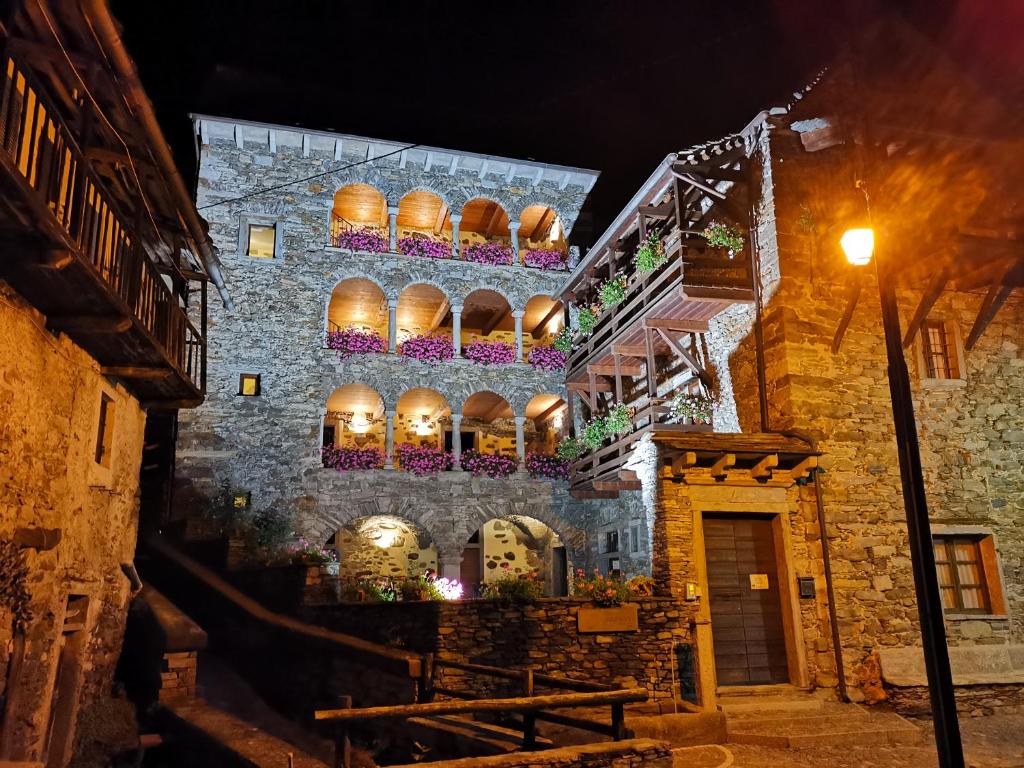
left=461, top=450, right=518, bottom=478
left=463, top=339, right=517, bottom=366
left=333, top=227, right=389, bottom=252
left=322, top=446, right=385, bottom=471
left=396, top=443, right=452, bottom=476
left=527, top=344, right=566, bottom=371
left=399, top=236, right=452, bottom=260
left=463, top=241, right=514, bottom=266
left=399, top=333, right=454, bottom=364
left=525, top=452, right=571, bottom=480
left=524, top=249, right=568, bottom=271
left=326, top=327, right=387, bottom=359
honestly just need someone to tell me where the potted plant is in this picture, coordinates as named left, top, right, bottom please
left=668, top=390, right=715, bottom=430
left=525, top=452, right=571, bottom=480
left=553, top=328, right=573, bottom=354
left=633, top=232, right=667, bottom=274
left=399, top=333, right=455, bottom=364
left=576, top=305, right=600, bottom=335
left=598, top=275, right=628, bottom=307
left=572, top=569, right=640, bottom=632
left=463, top=339, right=517, bottom=366
left=326, top=327, right=386, bottom=359
left=481, top=564, right=544, bottom=604
left=556, top=436, right=585, bottom=461
left=398, top=236, right=451, bottom=260
left=701, top=221, right=744, bottom=257
left=333, top=227, right=389, bottom=252
left=527, top=344, right=567, bottom=371
left=524, top=248, right=568, bottom=270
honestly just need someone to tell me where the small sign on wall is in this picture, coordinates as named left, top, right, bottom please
left=749, top=573, right=769, bottom=590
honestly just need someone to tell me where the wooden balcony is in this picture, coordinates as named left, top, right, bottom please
left=0, top=48, right=205, bottom=405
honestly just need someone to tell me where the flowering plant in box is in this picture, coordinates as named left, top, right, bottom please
left=556, top=436, right=585, bottom=461
left=482, top=563, right=544, bottom=603
left=577, top=305, right=600, bottom=335
left=395, top=443, right=452, bottom=476
left=581, top=416, right=607, bottom=450
left=553, top=328, right=573, bottom=354
left=633, top=232, right=667, bottom=273
left=668, top=391, right=715, bottom=423
left=528, top=344, right=566, bottom=372
left=702, top=220, right=744, bottom=256
left=604, top=403, right=633, bottom=434
left=598, top=275, right=629, bottom=307
left=333, top=227, right=388, bottom=252
left=322, top=445, right=385, bottom=471
left=287, top=537, right=338, bottom=566
left=399, top=236, right=451, bottom=260
left=525, top=452, right=571, bottom=480
left=326, top=327, right=386, bottom=359
left=524, top=248, right=568, bottom=270
left=463, top=241, right=514, bottom=266
left=461, top=449, right=518, bottom=478
left=464, top=339, right=517, bottom=366
left=572, top=568, right=632, bottom=607
left=399, top=333, right=454, bottom=364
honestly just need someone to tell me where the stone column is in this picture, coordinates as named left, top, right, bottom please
left=384, top=410, right=397, bottom=468
left=514, top=415, right=526, bottom=470
left=387, top=299, right=398, bottom=353
left=509, top=220, right=521, bottom=263
left=451, top=305, right=463, bottom=357
left=387, top=205, right=399, bottom=251
left=439, top=552, right=462, bottom=582
left=451, top=413, right=463, bottom=469
left=512, top=310, right=525, bottom=362
left=450, top=213, right=462, bottom=259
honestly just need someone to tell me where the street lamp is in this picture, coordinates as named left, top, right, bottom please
left=841, top=220, right=965, bottom=768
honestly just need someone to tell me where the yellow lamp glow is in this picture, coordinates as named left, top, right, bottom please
left=840, top=228, right=874, bottom=266
left=349, top=413, right=371, bottom=433
left=414, top=416, right=433, bottom=436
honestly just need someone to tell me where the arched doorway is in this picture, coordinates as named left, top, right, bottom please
left=331, top=515, right=439, bottom=580
left=525, top=393, right=567, bottom=455
left=460, top=516, right=569, bottom=598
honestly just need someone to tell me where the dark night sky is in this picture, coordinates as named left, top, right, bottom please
left=111, top=0, right=1017, bottom=244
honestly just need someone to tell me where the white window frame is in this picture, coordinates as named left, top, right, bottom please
left=238, top=215, right=285, bottom=262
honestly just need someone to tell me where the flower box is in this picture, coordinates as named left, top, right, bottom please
left=326, top=328, right=386, bottom=359
left=524, top=248, right=568, bottom=271
left=528, top=344, right=566, bottom=371
left=333, top=228, right=389, bottom=252
left=577, top=602, right=639, bottom=633
left=463, top=241, right=514, bottom=266
left=463, top=339, right=516, bottom=366
left=399, top=236, right=451, bottom=260
left=399, top=334, right=454, bottom=364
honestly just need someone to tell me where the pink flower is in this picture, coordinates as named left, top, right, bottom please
left=461, top=450, right=518, bottom=478
left=399, top=237, right=451, bottom=260
left=527, top=344, right=566, bottom=371
left=524, top=249, right=567, bottom=271
left=525, top=452, right=570, bottom=480
left=333, top=227, right=389, bottom=252
left=463, top=241, right=514, bottom=266
left=463, top=339, right=517, bottom=366
left=322, top=446, right=385, bottom=471
left=326, top=328, right=386, bottom=359
left=399, top=334, right=454, bottom=364
left=396, top=443, right=452, bottom=476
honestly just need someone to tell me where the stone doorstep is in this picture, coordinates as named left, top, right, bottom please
left=725, top=708, right=922, bottom=749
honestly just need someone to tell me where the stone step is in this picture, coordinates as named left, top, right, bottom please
left=726, top=708, right=922, bottom=749
left=716, top=692, right=825, bottom=715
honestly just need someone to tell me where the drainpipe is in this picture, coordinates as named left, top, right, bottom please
left=778, top=428, right=849, bottom=703
left=81, top=0, right=234, bottom=310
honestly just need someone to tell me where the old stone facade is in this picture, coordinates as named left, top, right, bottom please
left=0, top=285, right=146, bottom=763
left=176, top=117, right=606, bottom=588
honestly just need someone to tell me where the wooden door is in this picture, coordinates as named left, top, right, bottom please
left=704, top=514, right=789, bottom=686
left=460, top=545, right=482, bottom=597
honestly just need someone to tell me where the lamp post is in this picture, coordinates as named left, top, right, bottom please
left=840, top=226, right=965, bottom=768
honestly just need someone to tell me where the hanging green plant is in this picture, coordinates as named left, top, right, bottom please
left=0, top=540, right=33, bottom=633
left=581, top=417, right=608, bottom=450
left=598, top=275, right=629, bottom=307
left=633, top=232, right=667, bottom=274
left=553, top=327, right=573, bottom=354
left=577, top=305, right=600, bottom=335
left=556, top=436, right=585, bottom=461
left=702, top=221, right=745, bottom=255
left=604, top=403, right=634, bottom=434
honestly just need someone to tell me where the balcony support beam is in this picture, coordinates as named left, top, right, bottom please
left=102, top=366, right=174, bottom=379
left=644, top=328, right=657, bottom=399
left=655, top=328, right=709, bottom=388
left=50, top=315, right=132, bottom=334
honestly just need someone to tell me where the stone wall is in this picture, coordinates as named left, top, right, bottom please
left=300, top=598, right=698, bottom=700
left=0, top=283, right=146, bottom=763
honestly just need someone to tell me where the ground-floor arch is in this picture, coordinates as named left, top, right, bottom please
left=459, top=515, right=569, bottom=598
left=329, top=514, right=439, bottom=581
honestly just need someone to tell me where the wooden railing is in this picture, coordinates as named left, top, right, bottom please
left=316, top=658, right=646, bottom=767
left=0, top=53, right=204, bottom=392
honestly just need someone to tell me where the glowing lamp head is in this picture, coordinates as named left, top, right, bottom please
left=414, top=416, right=433, bottom=436
left=840, top=228, right=874, bottom=266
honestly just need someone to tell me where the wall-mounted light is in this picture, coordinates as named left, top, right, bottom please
left=414, top=415, right=434, bottom=436
left=684, top=581, right=701, bottom=602
left=840, top=227, right=874, bottom=266
left=350, top=412, right=372, bottom=433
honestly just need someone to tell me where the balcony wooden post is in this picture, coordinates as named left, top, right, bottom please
left=451, top=305, right=463, bottom=357
left=451, top=413, right=463, bottom=469
left=384, top=410, right=397, bottom=468
left=587, top=370, right=598, bottom=412
left=512, top=310, right=525, bottom=362
left=613, top=353, right=623, bottom=403
left=645, top=328, right=657, bottom=398
left=387, top=299, right=398, bottom=353
left=387, top=205, right=399, bottom=251
left=566, top=391, right=577, bottom=438
left=450, top=213, right=462, bottom=258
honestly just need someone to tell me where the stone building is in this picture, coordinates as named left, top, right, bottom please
left=558, top=51, right=1024, bottom=709
left=0, top=1, right=220, bottom=763
left=174, top=116, right=607, bottom=595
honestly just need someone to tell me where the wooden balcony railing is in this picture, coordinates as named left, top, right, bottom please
left=0, top=52, right=204, bottom=396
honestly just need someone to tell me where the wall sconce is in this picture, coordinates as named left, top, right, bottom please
left=684, top=582, right=701, bottom=602
left=350, top=412, right=372, bottom=433
left=414, top=415, right=434, bottom=436
left=840, top=227, right=874, bottom=266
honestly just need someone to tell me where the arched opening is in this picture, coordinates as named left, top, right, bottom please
left=459, top=288, right=516, bottom=362
left=459, top=198, right=512, bottom=264
left=396, top=386, right=451, bottom=452
left=396, top=190, right=452, bottom=259
left=327, top=277, right=388, bottom=339
left=395, top=282, right=452, bottom=350
left=520, top=205, right=568, bottom=270
left=522, top=294, right=564, bottom=362
left=323, top=383, right=386, bottom=464
left=461, top=391, right=515, bottom=456
left=525, top=393, right=567, bottom=454
left=330, top=515, right=439, bottom=581
left=459, top=516, right=569, bottom=598
left=331, top=183, right=388, bottom=250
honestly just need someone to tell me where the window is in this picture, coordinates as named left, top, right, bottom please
left=630, top=525, right=640, bottom=553
left=605, top=530, right=619, bottom=554
left=94, top=394, right=115, bottom=467
left=921, top=320, right=960, bottom=380
left=934, top=536, right=995, bottom=614
left=238, top=373, right=261, bottom=396
left=246, top=223, right=277, bottom=258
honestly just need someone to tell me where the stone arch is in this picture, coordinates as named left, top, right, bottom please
left=326, top=276, right=390, bottom=336
left=459, top=196, right=512, bottom=243
left=323, top=382, right=387, bottom=452
left=330, top=513, right=440, bottom=581
left=395, top=386, right=451, bottom=451
left=394, top=282, right=453, bottom=343
left=509, top=199, right=572, bottom=232
left=398, top=183, right=454, bottom=211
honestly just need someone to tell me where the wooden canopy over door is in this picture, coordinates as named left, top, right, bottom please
left=704, top=514, right=788, bottom=686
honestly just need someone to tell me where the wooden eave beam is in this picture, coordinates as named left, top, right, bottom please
left=433, top=203, right=450, bottom=235
left=671, top=451, right=697, bottom=476
left=750, top=454, right=779, bottom=479
left=588, top=362, right=643, bottom=376
left=531, top=303, right=562, bottom=338
left=965, top=264, right=1019, bottom=350
left=831, top=276, right=862, bottom=354
left=102, top=366, right=174, bottom=379
left=567, top=379, right=612, bottom=393
left=643, top=317, right=710, bottom=333
left=902, top=266, right=950, bottom=348
left=710, top=453, right=736, bottom=479
left=481, top=307, right=510, bottom=336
